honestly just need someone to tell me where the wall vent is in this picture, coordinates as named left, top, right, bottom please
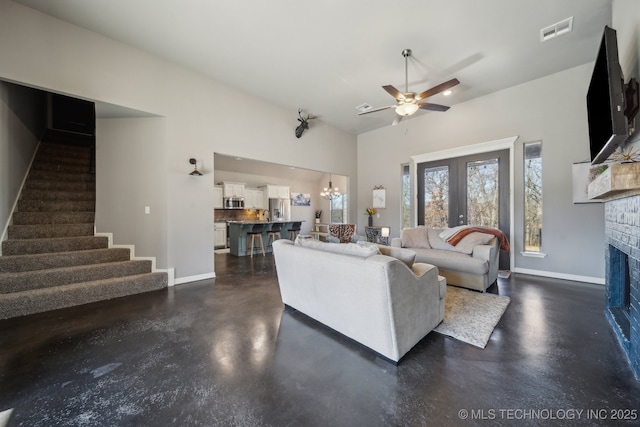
left=540, top=17, right=573, bottom=42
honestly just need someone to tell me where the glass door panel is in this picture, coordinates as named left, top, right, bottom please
left=465, top=158, right=499, bottom=228
left=423, top=165, right=449, bottom=228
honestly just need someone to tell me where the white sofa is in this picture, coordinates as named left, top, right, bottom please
left=391, top=226, right=501, bottom=292
left=272, top=238, right=445, bottom=363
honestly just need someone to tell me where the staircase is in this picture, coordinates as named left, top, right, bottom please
left=0, top=141, right=167, bottom=319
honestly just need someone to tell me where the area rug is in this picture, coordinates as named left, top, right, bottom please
left=433, top=285, right=510, bottom=348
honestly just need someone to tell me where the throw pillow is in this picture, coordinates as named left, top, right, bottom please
left=449, top=232, right=495, bottom=255
left=377, top=245, right=416, bottom=268
left=400, top=227, right=430, bottom=249
left=428, top=228, right=456, bottom=251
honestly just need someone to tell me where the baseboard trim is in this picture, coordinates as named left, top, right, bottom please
left=174, top=272, right=216, bottom=285
left=94, top=231, right=175, bottom=286
left=512, top=267, right=605, bottom=285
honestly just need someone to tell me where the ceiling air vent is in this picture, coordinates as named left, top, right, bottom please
left=540, top=17, right=573, bottom=42
left=356, top=103, right=373, bottom=113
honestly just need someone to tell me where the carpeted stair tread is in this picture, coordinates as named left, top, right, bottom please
left=0, top=247, right=130, bottom=273
left=38, top=143, right=92, bottom=156
left=26, top=179, right=95, bottom=192
left=28, top=170, right=94, bottom=183
left=20, top=189, right=95, bottom=201
left=8, top=223, right=94, bottom=239
left=33, top=155, right=90, bottom=167
left=17, top=199, right=95, bottom=212
left=11, top=211, right=95, bottom=225
left=2, top=236, right=109, bottom=256
left=0, top=272, right=168, bottom=319
left=1, top=260, right=153, bottom=293
left=31, top=162, right=91, bottom=174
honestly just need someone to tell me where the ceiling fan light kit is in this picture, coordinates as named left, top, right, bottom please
left=358, top=48, right=459, bottom=124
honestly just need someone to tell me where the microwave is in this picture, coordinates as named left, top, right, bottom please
left=224, top=197, right=245, bottom=209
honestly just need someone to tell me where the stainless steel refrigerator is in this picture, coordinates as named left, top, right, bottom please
left=269, top=198, right=291, bottom=221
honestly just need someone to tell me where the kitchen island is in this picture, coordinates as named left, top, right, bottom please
left=228, top=221, right=301, bottom=256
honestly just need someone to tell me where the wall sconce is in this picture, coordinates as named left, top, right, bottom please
left=189, top=158, right=202, bottom=176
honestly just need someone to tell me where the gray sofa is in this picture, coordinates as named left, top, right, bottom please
left=272, top=238, right=445, bottom=363
left=391, top=226, right=500, bottom=292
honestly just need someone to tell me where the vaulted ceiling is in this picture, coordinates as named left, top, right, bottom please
left=15, top=0, right=613, bottom=135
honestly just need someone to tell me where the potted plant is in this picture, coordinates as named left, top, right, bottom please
left=315, top=210, right=322, bottom=223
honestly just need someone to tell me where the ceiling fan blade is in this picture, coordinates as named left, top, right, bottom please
left=382, top=85, right=404, bottom=100
left=418, top=102, right=450, bottom=112
left=392, top=114, right=406, bottom=126
left=357, top=105, right=395, bottom=115
left=416, top=78, right=460, bottom=101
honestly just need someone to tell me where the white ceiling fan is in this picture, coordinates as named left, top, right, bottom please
left=358, top=49, right=460, bottom=125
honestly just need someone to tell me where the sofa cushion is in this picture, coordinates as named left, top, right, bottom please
left=411, top=248, right=489, bottom=275
left=296, top=237, right=379, bottom=258
left=400, top=227, right=430, bottom=249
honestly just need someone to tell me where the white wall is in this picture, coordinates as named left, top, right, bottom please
left=358, top=64, right=606, bottom=282
left=0, top=0, right=357, bottom=280
left=0, top=80, right=45, bottom=245
left=95, top=117, right=168, bottom=267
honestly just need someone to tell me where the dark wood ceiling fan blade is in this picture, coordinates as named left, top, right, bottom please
left=416, top=78, right=460, bottom=100
left=418, top=102, right=450, bottom=112
left=382, top=85, right=404, bottom=100
left=357, top=105, right=395, bottom=115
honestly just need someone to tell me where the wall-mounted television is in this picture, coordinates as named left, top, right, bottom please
left=587, top=26, right=628, bottom=165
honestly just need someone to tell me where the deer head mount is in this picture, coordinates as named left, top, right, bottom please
left=295, top=108, right=315, bottom=138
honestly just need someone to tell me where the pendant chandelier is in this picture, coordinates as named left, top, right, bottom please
left=321, top=174, right=341, bottom=200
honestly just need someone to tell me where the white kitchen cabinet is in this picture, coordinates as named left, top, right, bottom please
left=214, top=222, right=227, bottom=248
left=262, top=185, right=290, bottom=199
left=213, top=186, right=223, bottom=209
left=222, top=181, right=245, bottom=198
left=245, top=188, right=264, bottom=209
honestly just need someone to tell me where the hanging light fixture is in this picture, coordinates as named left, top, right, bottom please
left=321, top=174, right=341, bottom=200
left=189, top=158, right=203, bottom=176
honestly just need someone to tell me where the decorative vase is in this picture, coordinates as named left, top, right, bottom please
left=368, top=215, right=373, bottom=226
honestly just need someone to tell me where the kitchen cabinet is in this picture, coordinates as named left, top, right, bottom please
left=214, top=222, right=227, bottom=248
left=213, top=186, right=223, bottom=209
left=244, top=188, right=264, bottom=209
left=262, top=184, right=290, bottom=199
left=222, top=181, right=245, bottom=198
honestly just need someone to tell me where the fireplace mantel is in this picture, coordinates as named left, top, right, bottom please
left=588, top=162, right=640, bottom=200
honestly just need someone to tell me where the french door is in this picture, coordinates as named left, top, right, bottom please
left=417, top=149, right=510, bottom=269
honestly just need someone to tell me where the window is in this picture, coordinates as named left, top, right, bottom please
left=331, top=194, right=348, bottom=223
left=524, top=141, right=542, bottom=252
left=401, top=164, right=411, bottom=229
left=422, top=165, right=449, bottom=228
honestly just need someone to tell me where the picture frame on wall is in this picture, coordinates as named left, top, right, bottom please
left=291, top=192, right=311, bottom=206
left=372, top=188, right=385, bottom=208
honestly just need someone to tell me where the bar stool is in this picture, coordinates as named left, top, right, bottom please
left=288, top=221, right=301, bottom=241
left=247, top=223, right=265, bottom=257
left=266, top=222, right=282, bottom=248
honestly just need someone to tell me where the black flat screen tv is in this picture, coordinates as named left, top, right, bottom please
left=587, top=26, right=628, bottom=165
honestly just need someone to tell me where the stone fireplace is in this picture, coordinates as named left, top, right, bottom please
left=589, top=163, right=640, bottom=380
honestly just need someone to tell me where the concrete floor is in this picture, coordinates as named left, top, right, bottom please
left=1, top=253, right=639, bottom=426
